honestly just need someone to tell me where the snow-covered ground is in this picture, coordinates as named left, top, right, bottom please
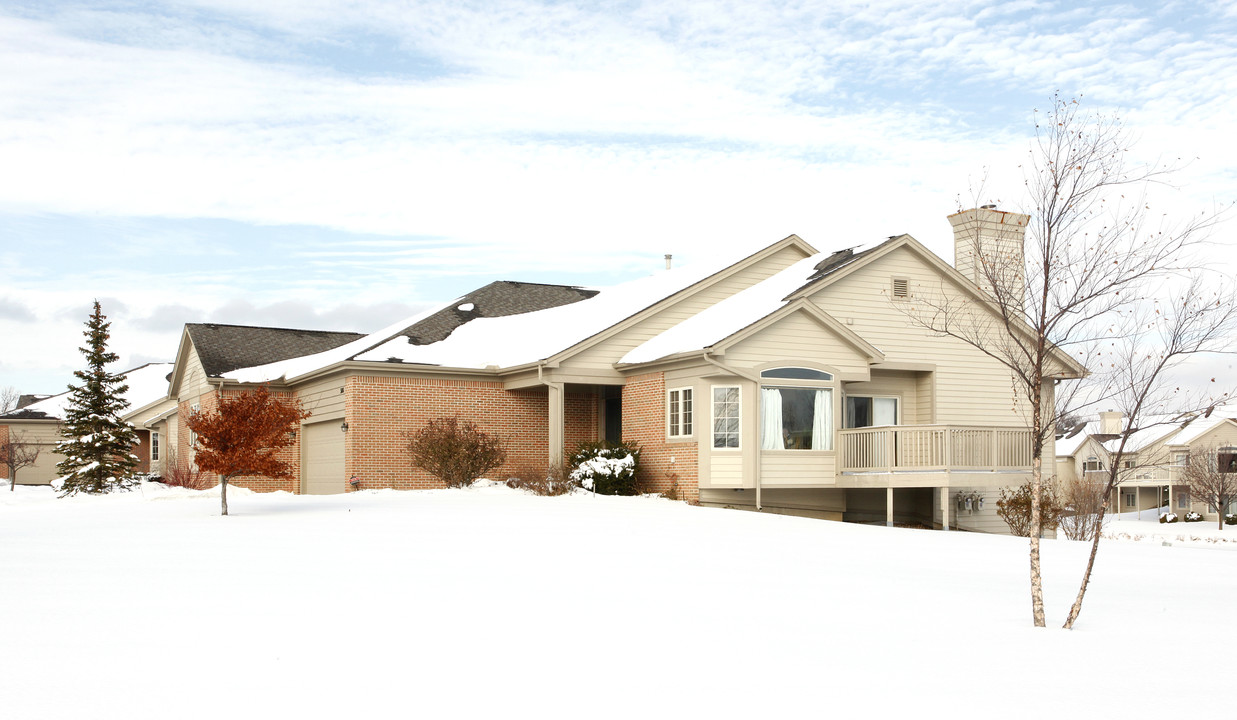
left=2, top=482, right=1234, bottom=719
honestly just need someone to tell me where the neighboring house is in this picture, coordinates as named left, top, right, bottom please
left=0, top=363, right=176, bottom=485
left=165, top=206, right=1083, bottom=533
left=1056, top=409, right=1237, bottom=522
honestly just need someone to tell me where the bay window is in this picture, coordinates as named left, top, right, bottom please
left=759, top=367, right=834, bottom=451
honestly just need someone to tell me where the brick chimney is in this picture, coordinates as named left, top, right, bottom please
left=949, top=205, right=1030, bottom=303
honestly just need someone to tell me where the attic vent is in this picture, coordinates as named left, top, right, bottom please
left=892, top=277, right=909, bottom=298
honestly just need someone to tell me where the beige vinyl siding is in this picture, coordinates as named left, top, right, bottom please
left=722, top=311, right=871, bottom=377
left=843, top=370, right=920, bottom=424
left=760, top=453, right=837, bottom=486
left=808, top=245, right=1029, bottom=427
left=298, top=375, right=346, bottom=421
left=2, top=421, right=65, bottom=485
left=707, top=453, right=744, bottom=487
left=177, top=344, right=211, bottom=404
left=564, top=244, right=811, bottom=373
left=933, top=488, right=1017, bottom=534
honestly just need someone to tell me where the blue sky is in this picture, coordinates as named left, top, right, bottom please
left=2, top=0, right=1236, bottom=394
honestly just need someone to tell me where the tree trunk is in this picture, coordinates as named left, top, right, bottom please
left=221, top=476, right=229, bottom=516
left=1029, top=455, right=1046, bottom=627
left=1063, top=502, right=1109, bottom=628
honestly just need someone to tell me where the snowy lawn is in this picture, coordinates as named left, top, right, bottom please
left=2, top=482, right=1234, bottom=719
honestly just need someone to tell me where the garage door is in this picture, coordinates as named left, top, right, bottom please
left=302, top=421, right=345, bottom=495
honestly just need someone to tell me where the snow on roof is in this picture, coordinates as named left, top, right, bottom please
left=351, top=260, right=740, bottom=369
left=1167, top=410, right=1237, bottom=446
left=226, top=245, right=775, bottom=382
left=620, top=254, right=826, bottom=365
left=12, top=363, right=173, bottom=421
left=1054, top=423, right=1097, bottom=457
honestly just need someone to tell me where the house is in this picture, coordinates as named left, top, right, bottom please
left=1056, top=409, right=1237, bottom=522
left=162, top=206, right=1083, bottom=533
left=0, top=363, right=177, bottom=485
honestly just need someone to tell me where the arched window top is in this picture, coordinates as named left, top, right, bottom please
left=761, top=367, right=833, bottom=381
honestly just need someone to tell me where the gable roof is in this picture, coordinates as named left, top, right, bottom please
left=0, top=363, right=174, bottom=422
left=786, top=234, right=1088, bottom=379
left=186, top=324, right=366, bottom=378
left=618, top=252, right=885, bottom=366
left=226, top=237, right=817, bottom=383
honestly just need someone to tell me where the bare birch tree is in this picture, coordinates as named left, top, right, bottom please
left=1061, top=279, right=1237, bottom=628
left=904, top=94, right=1227, bottom=627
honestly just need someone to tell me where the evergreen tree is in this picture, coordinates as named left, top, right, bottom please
left=57, top=301, right=140, bottom=495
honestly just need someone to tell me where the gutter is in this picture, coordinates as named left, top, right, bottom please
left=702, top=351, right=764, bottom=511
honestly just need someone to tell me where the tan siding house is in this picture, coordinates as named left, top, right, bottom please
left=157, top=207, right=1081, bottom=534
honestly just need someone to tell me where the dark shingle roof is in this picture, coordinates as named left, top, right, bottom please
left=0, top=407, right=57, bottom=421
left=186, top=324, right=367, bottom=377
left=396, top=281, right=599, bottom=346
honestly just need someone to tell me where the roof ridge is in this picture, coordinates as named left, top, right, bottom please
left=187, top=322, right=366, bottom=335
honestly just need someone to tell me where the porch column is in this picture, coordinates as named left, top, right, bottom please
left=886, top=487, right=894, bottom=527
left=547, top=382, right=564, bottom=467
left=941, top=487, right=950, bottom=531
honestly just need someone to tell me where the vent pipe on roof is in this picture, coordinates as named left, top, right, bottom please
left=665, top=254, right=672, bottom=270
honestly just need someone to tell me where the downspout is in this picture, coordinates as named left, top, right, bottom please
left=702, top=351, right=764, bottom=511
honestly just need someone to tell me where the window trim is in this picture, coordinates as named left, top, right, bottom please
left=667, top=386, right=695, bottom=440
left=151, top=430, right=160, bottom=462
left=711, top=385, right=742, bottom=451
left=843, top=394, right=901, bottom=429
left=758, top=366, right=837, bottom=453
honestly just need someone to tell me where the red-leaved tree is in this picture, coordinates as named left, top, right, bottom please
left=185, top=386, right=309, bottom=516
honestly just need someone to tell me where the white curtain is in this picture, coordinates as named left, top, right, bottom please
left=874, top=397, right=897, bottom=426
left=761, top=388, right=784, bottom=450
left=813, top=389, right=833, bottom=450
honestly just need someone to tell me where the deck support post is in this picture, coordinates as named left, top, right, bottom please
left=886, top=487, right=894, bottom=527
left=941, top=486, right=950, bottom=531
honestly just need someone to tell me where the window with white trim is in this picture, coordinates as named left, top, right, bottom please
left=1123, top=491, right=1136, bottom=508
left=668, top=387, right=694, bottom=438
left=151, top=431, right=160, bottom=461
left=712, top=386, right=740, bottom=449
left=1083, top=457, right=1103, bottom=472
left=759, top=367, right=834, bottom=451
left=844, top=396, right=899, bottom=428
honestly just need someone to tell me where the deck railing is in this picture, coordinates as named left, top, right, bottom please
left=838, top=425, right=1034, bottom=473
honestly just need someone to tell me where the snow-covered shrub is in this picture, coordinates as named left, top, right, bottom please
left=569, top=441, right=641, bottom=495
left=405, top=417, right=506, bottom=488
left=1225, top=514, right=1237, bottom=526
left=1159, top=513, right=1178, bottom=524
left=1183, top=511, right=1203, bottom=522
left=505, top=462, right=577, bottom=496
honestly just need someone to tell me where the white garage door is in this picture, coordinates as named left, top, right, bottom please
left=302, top=421, right=345, bottom=495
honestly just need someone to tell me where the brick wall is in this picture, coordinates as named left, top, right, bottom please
left=176, top=387, right=302, bottom=493
left=133, top=428, right=151, bottom=475
left=622, top=372, right=699, bottom=503
left=564, top=388, right=599, bottom=456
left=0, top=424, right=8, bottom=479
left=345, top=376, right=598, bottom=491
